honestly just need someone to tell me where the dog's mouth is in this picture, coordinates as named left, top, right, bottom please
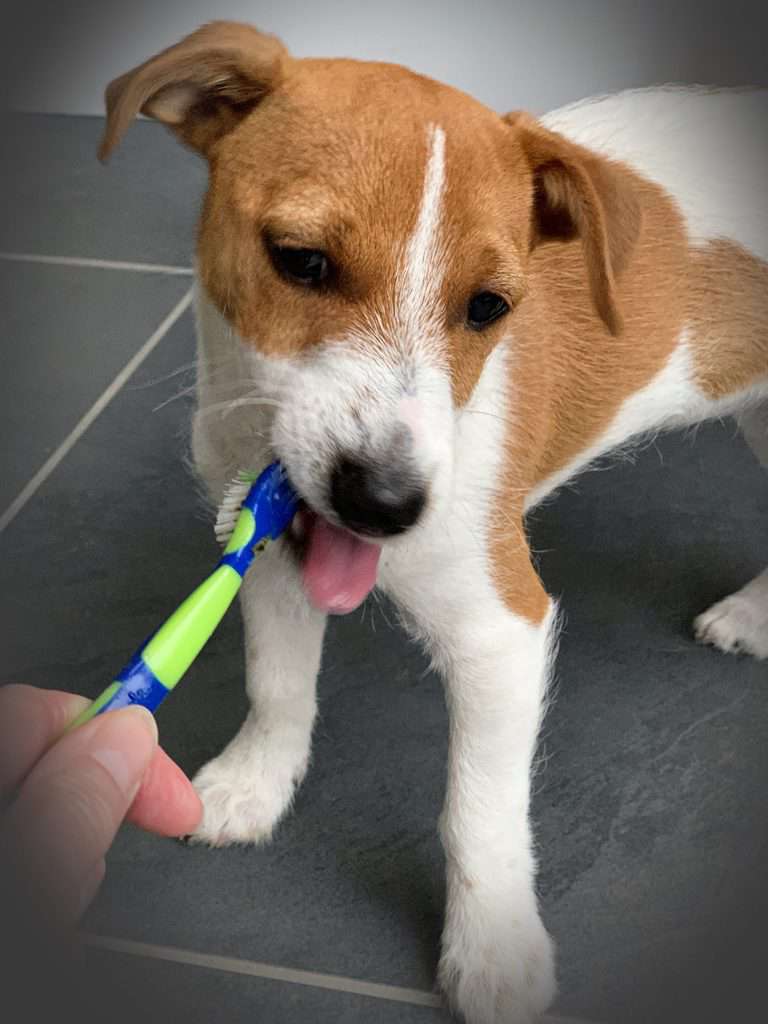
left=290, top=505, right=382, bottom=616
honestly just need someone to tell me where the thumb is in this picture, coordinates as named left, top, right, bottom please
left=2, top=705, right=157, bottom=926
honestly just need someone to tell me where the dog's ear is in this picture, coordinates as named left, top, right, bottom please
left=504, top=110, right=642, bottom=335
left=99, top=21, right=288, bottom=161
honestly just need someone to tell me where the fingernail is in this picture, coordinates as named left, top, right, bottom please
left=90, top=706, right=158, bottom=798
left=122, top=705, right=159, bottom=743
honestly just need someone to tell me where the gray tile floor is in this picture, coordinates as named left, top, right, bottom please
left=1, top=113, right=766, bottom=1024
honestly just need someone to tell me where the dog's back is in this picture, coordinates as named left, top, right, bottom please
left=544, top=86, right=768, bottom=263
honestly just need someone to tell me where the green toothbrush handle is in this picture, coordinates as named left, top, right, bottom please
left=68, top=461, right=298, bottom=731
left=68, top=564, right=243, bottom=731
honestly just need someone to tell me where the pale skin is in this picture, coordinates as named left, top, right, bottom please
left=0, top=684, right=202, bottom=926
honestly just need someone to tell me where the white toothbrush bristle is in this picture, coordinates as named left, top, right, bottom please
left=214, top=475, right=255, bottom=545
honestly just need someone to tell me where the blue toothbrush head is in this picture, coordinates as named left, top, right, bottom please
left=243, top=461, right=300, bottom=543
left=214, top=461, right=299, bottom=578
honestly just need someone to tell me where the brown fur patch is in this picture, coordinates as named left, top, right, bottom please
left=689, top=239, right=768, bottom=398
left=516, top=172, right=687, bottom=489
left=99, top=22, right=288, bottom=160
left=504, top=112, right=644, bottom=336
left=195, top=62, right=433, bottom=355
left=196, top=59, right=536, bottom=392
left=488, top=166, right=767, bottom=624
left=488, top=154, right=690, bottom=623
left=491, top=540, right=553, bottom=625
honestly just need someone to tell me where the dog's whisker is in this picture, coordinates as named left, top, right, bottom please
left=196, top=396, right=283, bottom=419
left=132, top=359, right=200, bottom=390
left=152, top=383, right=199, bottom=413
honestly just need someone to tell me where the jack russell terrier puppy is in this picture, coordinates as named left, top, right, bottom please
left=100, top=22, right=768, bottom=1024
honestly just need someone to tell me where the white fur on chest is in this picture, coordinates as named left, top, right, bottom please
left=378, top=338, right=512, bottom=627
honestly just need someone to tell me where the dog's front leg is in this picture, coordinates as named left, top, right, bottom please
left=190, top=541, right=326, bottom=846
left=389, top=554, right=557, bottom=1023
left=439, top=602, right=557, bottom=1024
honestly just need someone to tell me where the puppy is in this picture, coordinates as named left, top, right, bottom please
left=101, top=22, right=768, bottom=1023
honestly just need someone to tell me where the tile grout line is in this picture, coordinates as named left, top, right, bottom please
left=81, top=933, right=442, bottom=1009
left=0, top=251, right=194, bottom=276
left=0, top=288, right=194, bottom=535
left=80, top=933, right=598, bottom=1023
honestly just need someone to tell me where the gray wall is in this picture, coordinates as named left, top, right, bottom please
left=4, top=0, right=768, bottom=117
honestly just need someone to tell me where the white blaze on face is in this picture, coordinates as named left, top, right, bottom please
left=398, top=124, right=448, bottom=349
left=269, top=122, right=454, bottom=534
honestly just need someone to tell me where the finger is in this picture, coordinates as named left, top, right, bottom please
left=3, top=705, right=157, bottom=926
left=127, top=746, right=202, bottom=837
left=0, top=685, right=200, bottom=835
left=0, top=685, right=89, bottom=798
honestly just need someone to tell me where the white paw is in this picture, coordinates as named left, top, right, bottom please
left=438, top=901, right=556, bottom=1024
left=694, top=590, right=768, bottom=661
left=188, top=740, right=305, bottom=847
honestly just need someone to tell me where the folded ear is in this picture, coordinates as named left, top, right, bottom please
left=99, top=21, right=288, bottom=161
left=503, top=110, right=642, bottom=335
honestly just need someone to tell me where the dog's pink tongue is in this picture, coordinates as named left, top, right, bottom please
left=302, top=515, right=381, bottom=614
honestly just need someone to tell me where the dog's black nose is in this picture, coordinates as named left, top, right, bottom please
left=330, top=455, right=427, bottom=536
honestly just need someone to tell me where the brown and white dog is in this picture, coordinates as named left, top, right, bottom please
left=101, top=22, right=768, bottom=1023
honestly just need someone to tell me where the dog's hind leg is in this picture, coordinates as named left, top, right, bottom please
left=694, top=403, right=768, bottom=660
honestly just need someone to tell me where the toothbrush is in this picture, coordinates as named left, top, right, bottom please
left=67, top=462, right=298, bottom=731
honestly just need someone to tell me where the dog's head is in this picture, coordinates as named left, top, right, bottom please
left=103, top=22, right=640, bottom=611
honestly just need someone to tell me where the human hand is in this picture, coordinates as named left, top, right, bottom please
left=0, top=684, right=202, bottom=926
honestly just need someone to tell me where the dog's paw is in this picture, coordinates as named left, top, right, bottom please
left=438, top=904, right=556, bottom=1024
left=694, top=589, right=768, bottom=661
left=187, top=747, right=301, bottom=848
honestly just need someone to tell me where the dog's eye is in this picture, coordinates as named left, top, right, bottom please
left=467, top=291, right=509, bottom=330
left=270, top=245, right=330, bottom=287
